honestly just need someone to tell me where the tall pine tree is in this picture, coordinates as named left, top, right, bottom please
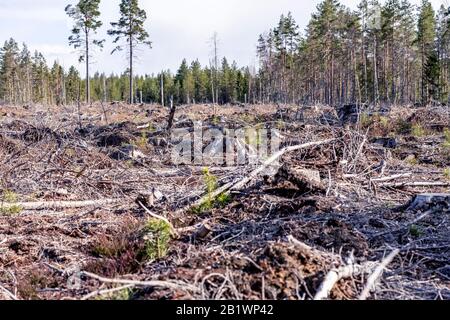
left=65, top=0, right=104, bottom=104
left=108, top=0, right=151, bottom=104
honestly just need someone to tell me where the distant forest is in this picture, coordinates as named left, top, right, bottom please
left=0, top=0, right=449, bottom=106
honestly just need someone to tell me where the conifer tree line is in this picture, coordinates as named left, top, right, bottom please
left=257, top=0, right=450, bottom=106
left=0, top=0, right=449, bottom=107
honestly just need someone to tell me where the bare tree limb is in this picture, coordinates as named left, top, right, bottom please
left=359, top=249, right=400, bottom=300
left=1, top=198, right=121, bottom=211
left=80, top=271, right=199, bottom=293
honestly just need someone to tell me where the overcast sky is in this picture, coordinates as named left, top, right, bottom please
left=0, top=0, right=447, bottom=76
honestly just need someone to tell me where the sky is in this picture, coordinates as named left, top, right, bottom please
left=0, top=0, right=447, bottom=76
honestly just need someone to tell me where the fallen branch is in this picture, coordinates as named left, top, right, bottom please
left=359, top=249, right=400, bottom=300
left=81, top=284, right=134, bottom=301
left=314, top=248, right=400, bottom=300
left=81, top=271, right=199, bottom=293
left=231, top=139, right=336, bottom=192
left=137, top=200, right=172, bottom=227
left=379, top=181, right=450, bottom=188
left=314, top=262, right=377, bottom=300
left=370, top=173, right=412, bottom=183
left=0, top=284, right=18, bottom=300
left=1, top=198, right=122, bottom=211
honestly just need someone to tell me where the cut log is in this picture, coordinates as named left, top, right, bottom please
left=193, top=223, right=213, bottom=240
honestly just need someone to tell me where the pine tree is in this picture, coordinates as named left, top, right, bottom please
left=417, top=0, right=438, bottom=104
left=0, top=39, right=19, bottom=104
left=65, top=0, right=104, bottom=104
left=50, top=61, right=65, bottom=105
left=108, top=0, right=152, bottom=104
left=66, top=66, right=81, bottom=104
left=19, top=44, right=32, bottom=104
left=437, top=5, right=450, bottom=102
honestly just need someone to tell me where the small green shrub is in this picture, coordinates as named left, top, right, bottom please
left=395, top=119, right=412, bottom=135
left=1, top=190, right=22, bottom=215
left=405, top=156, right=418, bottom=166
left=359, top=113, right=372, bottom=128
left=409, top=225, right=422, bottom=238
left=216, top=193, right=231, bottom=208
left=191, top=169, right=233, bottom=214
left=95, top=288, right=133, bottom=301
left=444, top=168, right=450, bottom=180
left=134, top=132, right=148, bottom=150
left=443, top=128, right=450, bottom=148
left=379, top=116, right=389, bottom=128
left=411, top=124, right=426, bottom=137
left=144, top=219, right=172, bottom=261
left=202, top=168, right=218, bottom=211
left=211, top=116, right=220, bottom=125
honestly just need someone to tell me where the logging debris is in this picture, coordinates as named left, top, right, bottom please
left=0, top=103, right=448, bottom=300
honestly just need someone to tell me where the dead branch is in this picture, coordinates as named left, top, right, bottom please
left=81, top=284, right=134, bottom=300
left=359, top=249, right=400, bottom=300
left=314, top=248, right=400, bottom=300
left=314, top=262, right=377, bottom=300
left=231, top=139, right=336, bottom=192
left=371, top=173, right=413, bottom=183
left=379, top=181, right=450, bottom=188
left=372, top=210, right=434, bottom=239
left=136, top=200, right=172, bottom=227
left=0, top=284, right=18, bottom=300
left=80, top=271, right=199, bottom=293
left=1, top=198, right=121, bottom=211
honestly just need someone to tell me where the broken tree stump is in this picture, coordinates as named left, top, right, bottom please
left=407, top=194, right=450, bottom=211
left=274, top=164, right=326, bottom=193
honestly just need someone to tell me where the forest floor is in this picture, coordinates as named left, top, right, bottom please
left=0, top=102, right=449, bottom=300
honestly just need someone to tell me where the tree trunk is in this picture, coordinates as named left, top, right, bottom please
left=160, top=73, right=164, bottom=106
left=86, top=31, right=90, bottom=105
left=129, top=37, right=134, bottom=104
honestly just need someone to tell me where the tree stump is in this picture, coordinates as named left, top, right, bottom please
left=273, top=164, right=325, bottom=193
left=407, top=194, right=450, bottom=211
